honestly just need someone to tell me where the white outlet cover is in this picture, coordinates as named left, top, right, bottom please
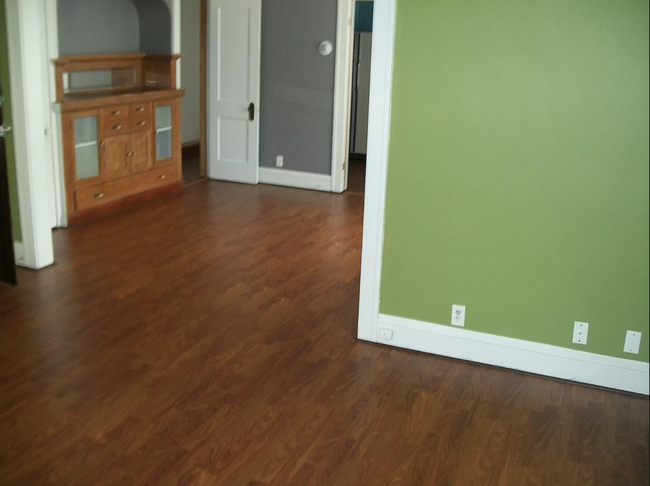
left=276, top=155, right=284, bottom=168
left=380, top=328, right=393, bottom=341
left=573, top=322, right=589, bottom=345
left=451, top=305, right=466, bottom=327
left=624, top=331, right=642, bottom=354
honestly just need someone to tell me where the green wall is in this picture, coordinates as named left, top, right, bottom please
left=0, top=0, right=22, bottom=242
left=381, top=0, right=649, bottom=362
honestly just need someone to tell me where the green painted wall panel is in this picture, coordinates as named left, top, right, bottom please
left=381, top=0, right=649, bottom=361
left=0, top=0, right=22, bottom=242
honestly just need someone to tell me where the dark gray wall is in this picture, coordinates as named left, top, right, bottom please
left=133, top=0, right=172, bottom=54
left=58, top=0, right=140, bottom=56
left=260, top=0, right=338, bottom=175
left=58, top=0, right=172, bottom=56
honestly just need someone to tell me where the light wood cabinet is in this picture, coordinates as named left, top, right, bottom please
left=56, top=54, right=185, bottom=224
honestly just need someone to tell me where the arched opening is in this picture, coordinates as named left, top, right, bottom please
left=57, top=0, right=172, bottom=56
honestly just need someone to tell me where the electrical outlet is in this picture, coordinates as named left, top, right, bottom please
left=380, top=328, right=393, bottom=341
left=451, top=305, right=466, bottom=327
left=573, top=322, right=589, bottom=345
left=624, top=331, right=642, bottom=354
left=276, top=155, right=284, bottom=168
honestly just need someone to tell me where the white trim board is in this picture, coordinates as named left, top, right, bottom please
left=13, top=242, right=25, bottom=266
left=355, top=0, right=649, bottom=396
left=259, top=168, right=332, bottom=192
left=377, top=315, right=650, bottom=396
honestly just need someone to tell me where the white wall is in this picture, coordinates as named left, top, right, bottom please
left=180, top=0, right=201, bottom=144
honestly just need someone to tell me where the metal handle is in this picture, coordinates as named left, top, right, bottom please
left=111, top=110, right=122, bottom=116
left=94, top=192, right=105, bottom=199
left=137, top=121, right=147, bottom=126
left=127, top=151, right=137, bottom=157
left=112, top=125, right=122, bottom=130
left=159, top=175, right=167, bottom=180
left=248, top=102, right=255, bottom=122
left=136, top=107, right=145, bottom=112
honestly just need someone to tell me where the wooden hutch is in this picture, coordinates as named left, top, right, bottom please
left=54, top=54, right=185, bottom=224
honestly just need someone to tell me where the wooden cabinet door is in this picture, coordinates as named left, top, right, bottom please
left=103, top=135, right=130, bottom=181
left=129, top=131, right=154, bottom=175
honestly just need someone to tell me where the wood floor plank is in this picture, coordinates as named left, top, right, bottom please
left=1, top=177, right=648, bottom=485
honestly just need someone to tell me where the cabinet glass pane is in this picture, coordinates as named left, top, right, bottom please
left=75, top=145, right=100, bottom=180
left=156, top=129, right=173, bottom=160
left=156, top=105, right=173, bottom=129
left=74, top=116, right=99, bottom=180
left=74, top=116, right=98, bottom=144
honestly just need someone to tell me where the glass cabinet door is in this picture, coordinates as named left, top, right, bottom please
left=155, top=105, right=173, bottom=161
left=74, top=116, right=100, bottom=180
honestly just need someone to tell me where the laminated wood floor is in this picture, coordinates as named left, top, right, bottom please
left=0, top=178, right=648, bottom=486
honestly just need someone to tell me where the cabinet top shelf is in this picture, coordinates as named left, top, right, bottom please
left=54, top=53, right=183, bottom=106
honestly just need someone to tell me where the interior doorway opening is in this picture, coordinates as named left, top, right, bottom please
left=347, top=1, right=373, bottom=196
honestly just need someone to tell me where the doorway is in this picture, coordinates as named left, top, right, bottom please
left=347, top=1, right=373, bottom=195
left=0, top=50, right=16, bottom=286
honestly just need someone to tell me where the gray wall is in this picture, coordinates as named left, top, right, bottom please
left=58, top=0, right=140, bottom=56
left=260, top=0, right=338, bottom=175
left=133, top=0, right=172, bottom=54
left=180, top=0, right=201, bottom=143
left=58, top=0, right=172, bottom=56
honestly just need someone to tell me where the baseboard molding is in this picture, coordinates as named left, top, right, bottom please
left=376, top=314, right=649, bottom=395
left=259, top=168, right=332, bottom=192
left=14, top=242, right=26, bottom=267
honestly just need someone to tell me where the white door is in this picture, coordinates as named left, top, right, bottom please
left=208, top=0, right=261, bottom=184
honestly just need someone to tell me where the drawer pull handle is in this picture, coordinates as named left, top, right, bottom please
left=112, top=125, right=122, bottom=130
left=94, top=192, right=105, bottom=199
left=159, top=175, right=167, bottom=180
left=111, top=110, right=122, bottom=115
left=127, top=151, right=137, bottom=157
left=137, top=121, right=147, bottom=126
left=136, top=107, right=145, bottom=112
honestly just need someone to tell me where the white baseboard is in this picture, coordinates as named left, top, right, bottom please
left=13, top=242, right=26, bottom=267
left=259, top=167, right=332, bottom=192
left=376, top=314, right=649, bottom=395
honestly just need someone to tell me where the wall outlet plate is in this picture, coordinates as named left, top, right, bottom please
left=573, top=322, right=589, bottom=345
left=451, top=305, right=466, bottom=327
left=380, top=328, right=393, bottom=341
left=624, top=331, right=642, bottom=354
left=276, top=155, right=284, bottom=168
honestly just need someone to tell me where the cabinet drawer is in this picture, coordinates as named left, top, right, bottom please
left=103, top=119, right=129, bottom=138
left=129, top=102, right=152, bottom=117
left=75, top=165, right=178, bottom=211
left=101, top=104, right=130, bottom=123
left=128, top=113, right=154, bottom=133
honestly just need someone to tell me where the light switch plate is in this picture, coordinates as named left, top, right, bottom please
left=624, top=331, right=642, bottom=354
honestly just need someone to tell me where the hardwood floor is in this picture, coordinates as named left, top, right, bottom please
left=0, top=181, right=648, bottom=486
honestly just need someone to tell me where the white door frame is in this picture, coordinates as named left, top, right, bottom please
left=4, top=0, right=55, bottom=269
left=330, top=0, right=356, bottom=193
left=355, top=0, right=397, bottom=340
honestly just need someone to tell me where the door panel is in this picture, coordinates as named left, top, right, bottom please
left=103, top=135, right=130, bottom=181
left=130, top=131, right=153, bottom=174
left=208, top=0, right=261, bottom=184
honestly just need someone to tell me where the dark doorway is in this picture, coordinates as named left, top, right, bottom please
left=0, top=70, right=17, bottom=286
